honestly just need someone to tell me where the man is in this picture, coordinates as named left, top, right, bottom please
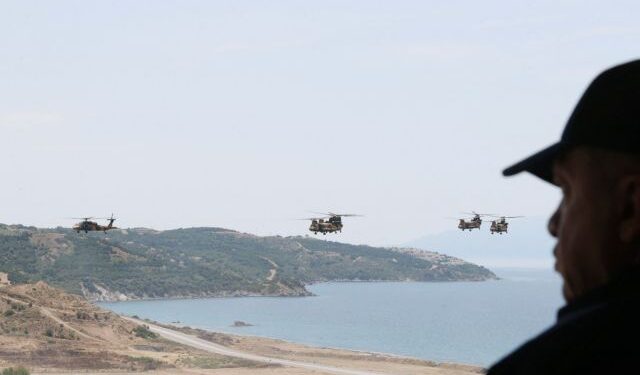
left=489, top=60, right=640, bottom=374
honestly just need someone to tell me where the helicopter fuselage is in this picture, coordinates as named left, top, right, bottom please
left=73, top=219, right=117, bottom=233
left=490, top=218, right=509, bottom=234
left=309, top=217, right=343, bottom=235
left=458, top=218, right=482, bottom=231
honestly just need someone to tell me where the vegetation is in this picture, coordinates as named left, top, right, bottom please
left=133, top=325, right=157, bottom=339
left=179, top=355, right=264, bottom=369
left=2, top=367, right=30, bottom=375
left=0, top=224, right=496, bottom=300
left=128, top=356, right=161, bottom=371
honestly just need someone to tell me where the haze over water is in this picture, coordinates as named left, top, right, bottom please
left=101, top=268, right=563, bottom=366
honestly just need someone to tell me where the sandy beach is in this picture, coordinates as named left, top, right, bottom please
left=29, top=319, right=485, bottom=375
left=99, top=318, right=485, bottom=375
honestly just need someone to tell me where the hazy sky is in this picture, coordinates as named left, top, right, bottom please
left=2, top=1, right=640, bottom=246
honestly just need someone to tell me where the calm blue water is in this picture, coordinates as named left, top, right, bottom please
left=99, top=268, right=563, bottom=367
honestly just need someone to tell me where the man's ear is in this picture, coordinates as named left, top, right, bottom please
left=619, top=175, right=640, bottom=244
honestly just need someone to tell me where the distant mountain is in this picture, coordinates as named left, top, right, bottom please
left=405, top=217, right=555, bottom=268
left=0, top=224, right=496, bottom=301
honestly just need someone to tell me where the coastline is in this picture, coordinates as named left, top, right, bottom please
left=92, top=278, right=499, bottom=303
left=161, top=319, right=486, bottom=367
left=88, top=289, right=315, bottom=303
left=141, top=318, right=487, bottom=374
left=0, top=280, right=487, bottom=374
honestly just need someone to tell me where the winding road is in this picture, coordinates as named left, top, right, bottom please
left=125, top=318, right=386, bottom=375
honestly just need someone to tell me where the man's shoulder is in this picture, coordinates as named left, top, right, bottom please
left=488, top=299, right=640, bottom=375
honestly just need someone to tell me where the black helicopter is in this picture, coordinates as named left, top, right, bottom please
left=72, top=214, right=117, bottom=233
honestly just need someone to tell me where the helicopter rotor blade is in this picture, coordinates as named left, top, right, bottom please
left=502, top=216, right=524, bottom=219
left=310, top=211, right=362, bottom=218
left=309, top=211, right=332, bottom=217
left=462, top=212, right=495, bottom=217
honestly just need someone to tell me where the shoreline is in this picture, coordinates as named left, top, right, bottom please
left=93, top=278, right=499, bottom=303
left=0, top=280, right=486, bottom=374
left=121, top=315, right=486, bottom=369
left=143, top=318, right=486, bottom=374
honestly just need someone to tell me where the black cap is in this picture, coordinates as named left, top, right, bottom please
left=503, top=59, right=640, bottom=183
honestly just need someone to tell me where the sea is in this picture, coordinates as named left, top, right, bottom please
left=99, top=268, right=564, bottom=367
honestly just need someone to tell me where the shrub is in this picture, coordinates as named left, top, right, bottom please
left=133, top=325, right=157, bottom=339
left=131, top=356, right=160, bottom=370
left=2, top=367, right=30, bottom=375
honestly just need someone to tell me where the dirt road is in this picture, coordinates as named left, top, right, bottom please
left=126, top=318, right=387, bottom=375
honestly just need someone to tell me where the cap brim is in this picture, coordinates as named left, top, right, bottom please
left=502, top=142, right=566, bottom=184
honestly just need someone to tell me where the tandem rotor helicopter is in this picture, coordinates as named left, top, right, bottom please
left=455, top=211, right=493, bottom=231
left=454, top=212, right=523, bottom=235
left=71, top=214, right=118, bottom=233
left=301, top=212, right=362, bottom=235
left=489, top=215, right=524, bottom=235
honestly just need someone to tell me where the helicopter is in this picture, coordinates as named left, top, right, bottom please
left=72, top=214, right=118, bottom=233
left=302, top=212, right=361, bottom=235
left=489, top=215, right=524, bottom=235
left=456, top=212, right=493, bottom=231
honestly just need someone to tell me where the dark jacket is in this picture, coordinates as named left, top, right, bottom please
left=488, top=271, right=640, bottom=374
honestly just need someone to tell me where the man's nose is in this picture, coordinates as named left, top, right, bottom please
left=548, top=207, right=559, bottom=238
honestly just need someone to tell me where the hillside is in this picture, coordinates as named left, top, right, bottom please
left=0, top=281, right=266, bottom=371
left=0, top=224, right=496, bottom=301
left=0, top=281, right=161, bottom=370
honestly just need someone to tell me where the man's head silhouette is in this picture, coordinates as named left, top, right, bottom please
left=504, top=60, right=640, bottom=303
left=489, top=60, right=640, bottom=375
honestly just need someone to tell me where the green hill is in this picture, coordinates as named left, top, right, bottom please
left=0, top=224, right=496, bottom=301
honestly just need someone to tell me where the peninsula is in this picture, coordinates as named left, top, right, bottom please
left=0, top=224, right=496, bottom=302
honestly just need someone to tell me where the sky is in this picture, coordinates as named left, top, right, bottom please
left=1, top=0, right=640, bottom=247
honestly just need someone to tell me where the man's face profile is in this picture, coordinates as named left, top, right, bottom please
left=492, top=61, right=640, bottom=374
left=549, top=148, right=640, bottom=303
